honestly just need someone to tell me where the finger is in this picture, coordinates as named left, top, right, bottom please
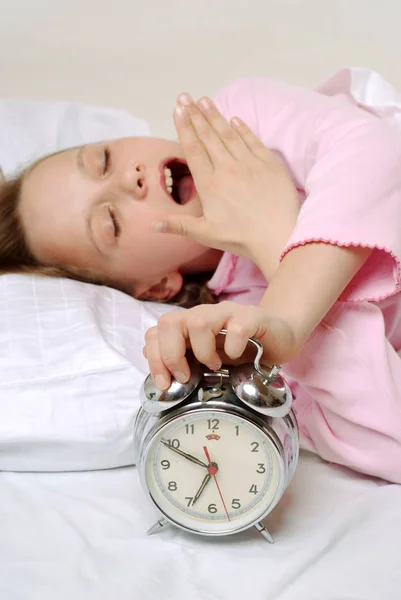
left=224, top=315, right=261, bottom=360
left=224, top=326, right=254, bottom=360
left=150, top=215, right=212, bottom=246
left=178, top=94, right=228, bottom=164
left=144, top=326, right=173, bottom=390
left=173, top=103, right=213, bottom=178
left=187, top=314, right=222, bottom=371
left=157, top=313, right=191, bottom=383
left=197, top=97, right=248, bottom=160
left=231, top=116, right=273, bottom=162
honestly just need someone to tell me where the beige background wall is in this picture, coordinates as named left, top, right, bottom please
left=1, top=0, right=400, bottom=138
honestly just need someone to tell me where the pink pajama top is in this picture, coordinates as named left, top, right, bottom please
left=208, top=70, right=401, bottom=483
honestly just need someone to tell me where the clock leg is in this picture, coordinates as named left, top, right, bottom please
left=254, top=521, right=274, bottom=543
left=146, top=517, right=169, bottom=536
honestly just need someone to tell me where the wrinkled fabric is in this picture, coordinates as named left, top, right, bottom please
left=208, top=69, right=401, bottom=482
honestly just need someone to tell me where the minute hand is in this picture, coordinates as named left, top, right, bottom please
left=161, top=440, right=208, bottom=468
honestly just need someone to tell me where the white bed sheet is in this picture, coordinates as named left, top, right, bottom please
left=1, top=452, right=400, bottom=600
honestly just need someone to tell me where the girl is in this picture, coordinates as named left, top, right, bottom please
left=1, top=77, right=401, bottom=483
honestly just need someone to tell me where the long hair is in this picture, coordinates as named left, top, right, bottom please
left=0, top=172, right=216, bottom=308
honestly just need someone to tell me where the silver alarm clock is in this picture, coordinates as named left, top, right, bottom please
left=134, top=331, right=299, bottom=543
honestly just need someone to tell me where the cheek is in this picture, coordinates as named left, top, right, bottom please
left=127, top=226, right=192, bottom=259
left=123, top=224, right=203, bottom=276
left=122, top=204, right=204, bottom=270
left=124, top=206, right=184, bottom=252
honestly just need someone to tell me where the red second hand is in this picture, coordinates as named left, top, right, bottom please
left=203, top=445, right=230, bottom=522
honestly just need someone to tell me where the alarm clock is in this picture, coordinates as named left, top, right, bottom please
left=134, top=331, right=299, bottom=543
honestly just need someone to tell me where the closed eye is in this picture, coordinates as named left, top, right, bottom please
left=108, top=207, right=121, bottom=238
left=103, top=148, right=111, bottom=174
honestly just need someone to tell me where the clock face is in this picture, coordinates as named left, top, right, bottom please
left=144, top=409, right=282, bottom=535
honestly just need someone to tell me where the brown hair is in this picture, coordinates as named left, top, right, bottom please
left=0, top=172, right=216, bottom=308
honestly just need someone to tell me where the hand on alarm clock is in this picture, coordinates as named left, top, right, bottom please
left=143, top=301, right=297, bottom=390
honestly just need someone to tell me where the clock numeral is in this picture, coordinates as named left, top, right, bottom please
left=235, top=425, right=240, bottom=436
left=231, top=499, right=241, bottom=510
left=185, top=424, right=195, bottom=435
left=168, top=481, right=178, bottom=491
left=256, top=463, right=266, bottom=474
left=207, top=419, right=220, bottom=431
left=185, top=496, right=194, bottom=507
left=208, top=503, right=218, bottom=514
left=249, top=484, right=258, bottom=495
left=250, top=441, right=259, bottom=453
left=160, top=460, right=170, bottom=470
left=166, top=438, right=180, bottom=449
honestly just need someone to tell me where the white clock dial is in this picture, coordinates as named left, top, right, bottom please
left=144, top=410, right=282, bottom=535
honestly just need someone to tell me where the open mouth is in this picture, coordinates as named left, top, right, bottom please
left=161, top=159, right=194, bottom=205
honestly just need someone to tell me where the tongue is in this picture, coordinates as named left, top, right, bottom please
left=178, top=174, right=193, bottom=205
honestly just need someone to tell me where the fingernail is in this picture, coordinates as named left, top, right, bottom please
left=231, top=117, right=242, bottom=128
left=175, top=105, right=186, bottom=117
left=155, top=374, right=168, bottom=389
left=173, top=370, right=190, bottom=383
left=179, top=93, right=193, bottom=106
left=208, top=362, right=221, bottom=372
left=150, top=221, right=168, bottom=233
left=198, top=97, right=211, bottom=110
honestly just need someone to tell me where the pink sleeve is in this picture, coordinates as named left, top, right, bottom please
left=284, top=301, right=401, bottom=483
left=214, top=78, right=401, bottom=302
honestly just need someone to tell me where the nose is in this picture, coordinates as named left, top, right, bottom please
left=120, top=163, right=148, bottom=199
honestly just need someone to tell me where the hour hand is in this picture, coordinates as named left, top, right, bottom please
left=192, top=473, right=212, bottom=505
left=161, top=440, right=208, bottom=468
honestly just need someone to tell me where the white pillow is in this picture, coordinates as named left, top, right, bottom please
left=0, top=275, right=178, bottom=472
left=0, top=98, right=164, bottom=472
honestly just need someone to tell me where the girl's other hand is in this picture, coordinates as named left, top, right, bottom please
left=152, top=95, right=301, bottom=276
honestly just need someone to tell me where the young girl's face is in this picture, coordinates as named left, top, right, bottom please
left=19, top=137, right=218, bottom=298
